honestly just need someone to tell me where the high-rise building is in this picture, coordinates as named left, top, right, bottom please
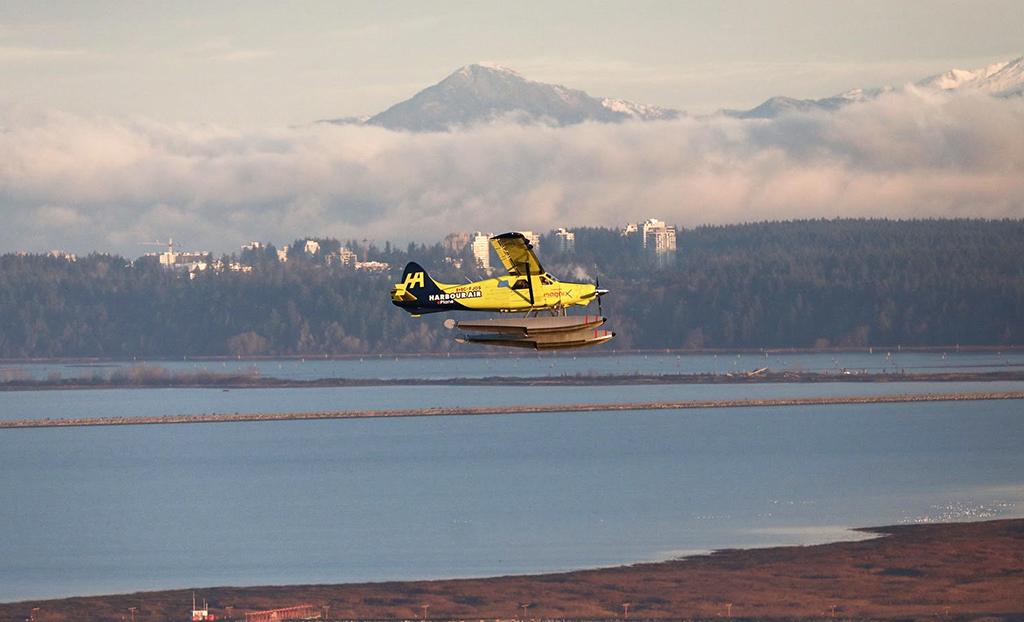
left=471, top=232, right=492, bottom=273
left=641, top=218, right=677, bottom=267
left=554, top=227, right=575, bottom=253
left=623, top=218, right=677, bottom=267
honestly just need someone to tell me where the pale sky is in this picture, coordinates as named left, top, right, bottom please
left=1, top=0, right=1022, bottom=125
left=1, top=1, right=1023, bottom=254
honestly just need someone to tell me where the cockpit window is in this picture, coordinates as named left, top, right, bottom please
left=540, top=276, right=553, bottom=285
left=511, top=279, right=530, bottom=290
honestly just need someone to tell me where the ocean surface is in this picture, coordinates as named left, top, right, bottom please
left=3, top=349, right=1023, bottom=382
left=3, top=380, right=1024, bottom=422
left=1, top=353, right=1023, bottom=603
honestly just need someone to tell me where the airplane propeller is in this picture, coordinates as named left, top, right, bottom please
left=595, top=275, right=609, bottom=316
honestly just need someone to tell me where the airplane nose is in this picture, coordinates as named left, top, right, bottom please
left=596, top=288, right=609, bottom=296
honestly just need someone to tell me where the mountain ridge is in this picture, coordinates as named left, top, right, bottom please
left=917, top=57, right=1024, bottom=95
left=321, top=57, right=1024, bottom=129
left=725, top=56, right=1024, bottom=119
left=323, top=63, right=679, bottom=132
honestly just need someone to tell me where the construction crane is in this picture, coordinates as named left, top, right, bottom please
left=140, top=237, right=175, bottom=253
left=139, top=238, right=179, bottom=266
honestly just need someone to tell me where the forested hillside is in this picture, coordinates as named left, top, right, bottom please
left=0, top=219, right=1020, bottom=358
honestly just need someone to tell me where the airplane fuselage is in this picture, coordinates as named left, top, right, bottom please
left=391, top=268, right=599, bottom=315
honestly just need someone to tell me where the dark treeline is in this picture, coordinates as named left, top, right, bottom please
left=0, top=219, right=1021, bottom=358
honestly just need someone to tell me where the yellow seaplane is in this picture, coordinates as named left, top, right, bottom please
left=391, top=232, right=614, bottom=349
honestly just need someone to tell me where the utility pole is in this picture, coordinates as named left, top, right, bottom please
left=128, top=606, right=137, bottom=622
left=725, top=602, right=732, bottom=619
left=520, top=603, right=530, bottom=620
left=622, top=602, right=631, bottom=618
left=421, top=603, right=430, bottom=620
left=830, top=604, right=836, bottom=618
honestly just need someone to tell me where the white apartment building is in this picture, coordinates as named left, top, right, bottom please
left=641, top=219, right=676, bottom=251
left=642, top=218, right=677, bottom=267
left=471, top=232, right=492, bottom=273
left=623, top=218, right=678, bottom=267
left=553, top=228, right=575, bottom=253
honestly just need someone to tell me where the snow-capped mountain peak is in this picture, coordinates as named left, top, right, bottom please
left=471, top=61, right=523, bottom=77
left=917, top=58, right=1022, bottom=94
left=834, top=86, right=893, bottom=102
left=724, top=55, right=1024, bottom=119
left=601, top=97, right=680, bottom=121
left=357, top=64, right=680, bottom=131
left=448, top=63, right=523, bottom=82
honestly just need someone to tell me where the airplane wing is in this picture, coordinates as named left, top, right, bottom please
left=490, top=232, right=544, bottom=277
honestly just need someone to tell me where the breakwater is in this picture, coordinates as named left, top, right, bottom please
left=3, top=369, right=1024, bottom=391
left=3, top=391, right=1021, bottom=429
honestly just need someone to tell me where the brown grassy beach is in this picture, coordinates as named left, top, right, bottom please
left=3, top=519, right=1022, bottom=622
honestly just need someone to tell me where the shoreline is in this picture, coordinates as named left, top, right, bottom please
left=1, top=519, right=1020, bottom=622
left=3, top=390, right=1022, bottom=429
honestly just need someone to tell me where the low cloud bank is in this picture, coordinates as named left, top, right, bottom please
left=1, top=88, right=1022, bottom=254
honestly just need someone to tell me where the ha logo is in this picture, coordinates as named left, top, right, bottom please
left=402, top=271, right=425, bottom=289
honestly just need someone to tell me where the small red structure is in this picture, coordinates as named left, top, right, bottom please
left=191, top=593, right=217, bottom=621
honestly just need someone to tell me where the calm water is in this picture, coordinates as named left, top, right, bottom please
left=3, top=381, right=1024, bottom=422
left=3, top=350, right=1023, bottom=382
left=1, top=354, right=1023, bottom=603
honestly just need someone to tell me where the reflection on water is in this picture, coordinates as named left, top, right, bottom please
left=1, top=398, right=1022, bottom=602
left=742, top=525, right=880, bottom=545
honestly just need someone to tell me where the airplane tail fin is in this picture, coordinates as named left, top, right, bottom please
left=391, top=262, right=445, bottom=311
left=402, top=262, right=425, bottom=280
left=401, top=262, right=444, bottom=292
